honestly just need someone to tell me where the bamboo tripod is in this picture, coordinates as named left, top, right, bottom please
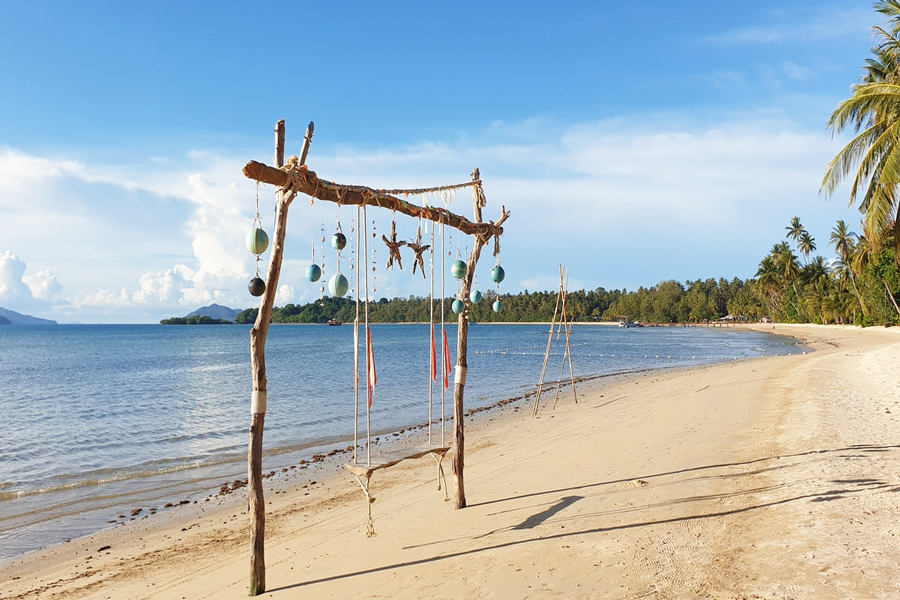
left=532, top=265, right=578, bottom=416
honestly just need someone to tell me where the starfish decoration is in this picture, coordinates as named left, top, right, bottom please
left=382, top=220, right=406, bottom=270
left=407, top=227, right=431, bottom=278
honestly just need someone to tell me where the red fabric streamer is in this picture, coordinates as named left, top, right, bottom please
left=366, top=326, right=376, bottom=407
left=442, top=328, right=451, bottom=390
left=430, top=322, right=437, bottom=383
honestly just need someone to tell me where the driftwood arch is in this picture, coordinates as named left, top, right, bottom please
left=242, top=120, right=509, bottom=595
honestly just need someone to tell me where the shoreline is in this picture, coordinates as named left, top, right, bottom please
left=4, top=324, right=897, bottom=598
left=1, top=323, right=801, bottom=565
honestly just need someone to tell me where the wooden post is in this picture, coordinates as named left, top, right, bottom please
left=247, top=120, right=312, bottom=596
left=450, top=169, right=510, bottom=509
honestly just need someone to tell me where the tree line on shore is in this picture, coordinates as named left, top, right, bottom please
left=225, top=215, right=899, bottom=327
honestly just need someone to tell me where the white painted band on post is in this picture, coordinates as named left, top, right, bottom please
left=455, top=365, right=467, bottom=386
left=251, top=390, right=267, bottom=414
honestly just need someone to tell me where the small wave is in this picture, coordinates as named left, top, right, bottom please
left=0, top=452, right=251, bottom=501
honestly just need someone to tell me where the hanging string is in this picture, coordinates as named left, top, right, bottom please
left=320, top=197, right=326, bottom=295
left=440, top=195, right=448, bottom=444
left=310, top=195, right=316, bottom=269
left=254, top=182, right=263, bottom=277
left=353, top=205, right=361, bottom=464
left=363, top=203, right=372, bottom=467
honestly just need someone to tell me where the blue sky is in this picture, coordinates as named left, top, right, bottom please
left=0, top=1, right=881, bottom=323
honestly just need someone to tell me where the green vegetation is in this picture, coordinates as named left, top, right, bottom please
left=160, top=315, right=233, bottom=325
left=229, top=211, right=900, bottom=327
left=823, top=1, right=900, bottom=251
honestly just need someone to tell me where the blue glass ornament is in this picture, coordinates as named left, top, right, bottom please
left=332, top=232, right=347, bottom=250
left=490, top=265, right=505, bottom=283
left=451, top=260, right=467, bottom=280
left=469, top=289, right=482, bottom=304
left=246, top=227, right=269, bottom=255
left=306, top=264, right=322, bottom=282
left=329, top=272, right=349, bottom=298
left=492, top=299, right=502, bottom=313
left=452, top=298, right=465, bottom=314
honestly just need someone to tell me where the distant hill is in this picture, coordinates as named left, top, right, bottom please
left=185, top=304, right=241, bottom=323
left=0, top=307, right=57, bottom=325
left=0, top=315, right=10, bottom=325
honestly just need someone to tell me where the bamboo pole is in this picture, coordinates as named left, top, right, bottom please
left=532, top=265, right=564, bottom=416
left=247, top=120, right=312, bottom=596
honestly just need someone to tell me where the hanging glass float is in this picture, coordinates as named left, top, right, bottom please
left=452, top=298, right=465, bottom=314
left=306, top=263, right=322, bottom=282
left=329, top=272, right=349, bottom=298
left=492, top=299, right=502, bottom=313
left=451, top=259, right=467, bottom=280
left=246, top=227, right=269, bottom=255
left=469, top=289, right=482, bottom=304
left=332, top=231, right=347, bottom=251
left=491, top=265, right=505, bottom=283
left=248, top=276, right=266, bottom=297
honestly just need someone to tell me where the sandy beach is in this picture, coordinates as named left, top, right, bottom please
left=2, top=323, right=899, bottom=599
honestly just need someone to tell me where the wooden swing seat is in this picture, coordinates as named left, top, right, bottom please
left=345, top=445, right=451, bottom=537
left=344, top=445, right=450, bottom=478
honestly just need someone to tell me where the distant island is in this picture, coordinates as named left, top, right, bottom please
left=160, top=303, right=241, bottom=325
left=0, top=307, right=57, bottom=325
left=160, top=315, right=233, bottom=325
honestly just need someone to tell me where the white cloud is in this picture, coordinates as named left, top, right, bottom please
left=707, top=9, right=872, bottom=45
left=0, top=250, right=63, bottom=309
left=0, top=251, right=33, bottom=302
left=22, top=269, right=62, bottom=300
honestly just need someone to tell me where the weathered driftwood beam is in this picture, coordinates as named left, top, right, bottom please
left=242, top=160, right=505, bottom=239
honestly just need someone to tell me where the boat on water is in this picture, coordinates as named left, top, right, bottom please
left=327, top=318, right=342, bottom=326
left=618, top=320, right=641, bottom=328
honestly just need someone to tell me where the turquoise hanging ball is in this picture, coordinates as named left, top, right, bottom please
left=492, top=299, right=502, bottom=313
left=332, top=232, right=347, bottom=250
left=490, top=265, right=505, bottom=283
left=329, top=272, right=349, bottom=298
left=451, top=260, right=467, bottom=280
left=452, top=298, right=465, bottom=314
left=306, top=263, right=321, bottom=282
left=245, top=227, right=269, bottom=255
left=469, top=289, right=482, bottom=304
left=248, top=277, right=266, bottom=297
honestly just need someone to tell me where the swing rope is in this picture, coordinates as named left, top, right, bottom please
left=353, top=206, right=360, bottom=464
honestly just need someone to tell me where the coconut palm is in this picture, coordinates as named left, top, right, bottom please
left=776, top=246, right=802, bottom=301
left=754, top=255, right=781, bottom=315
left=822, top=1, right=900, bottom=252
left=829, top=220, right=868, bottom=317
left=798, top=231, right=816, bottom=263
left=785, top=216, right=805, bottom=245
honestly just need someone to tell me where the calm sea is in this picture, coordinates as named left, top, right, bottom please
left=0, top=323, right=804, bottom=561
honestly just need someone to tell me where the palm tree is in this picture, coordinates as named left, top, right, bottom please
left=776, top=246, right=802, bottom=301
left=829, top=220, right=868, bottom=317
left=822, top=1, right=900, bottom=253
left=785, top=216, right=805, bottom=245
left=798, top=231, right=816, bottom=263
left=754, top=255, right=781, bottom=315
